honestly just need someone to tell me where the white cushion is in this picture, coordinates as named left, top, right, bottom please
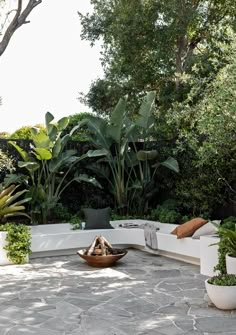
left=192, top=220, right=221, bottom=239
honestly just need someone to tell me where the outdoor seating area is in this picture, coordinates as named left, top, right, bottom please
left=0, top=249, right=235, bottom=335
left=1, top=1, right=236, bottom=333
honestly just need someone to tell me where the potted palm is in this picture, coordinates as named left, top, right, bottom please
left=205, top=225, right=236, bottom=310
left=0, top=184, right=31, bottom=265
left=218, top=227, right=236, bottom=275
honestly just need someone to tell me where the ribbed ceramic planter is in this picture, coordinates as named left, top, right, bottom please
left=226, top=254, right=236, bottom=275
left=205, top=279, right=236, bottom=310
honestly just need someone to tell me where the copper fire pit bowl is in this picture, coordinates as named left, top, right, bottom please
left=77, top=248, right=128, bottom=267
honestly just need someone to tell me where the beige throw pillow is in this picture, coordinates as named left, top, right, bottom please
left=192, top=220, right=221, bottom=239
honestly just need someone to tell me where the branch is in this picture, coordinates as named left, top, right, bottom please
left=0, top=0, right=42, bottom=57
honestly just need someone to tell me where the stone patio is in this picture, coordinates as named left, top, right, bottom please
left=0, top=249, right=235, bottom=335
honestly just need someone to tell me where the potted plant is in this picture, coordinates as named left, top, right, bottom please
left=0, top=183, right=31, bottom=265
left=205, top=274, right=236, bottom=310
left=217, top=227, right=236, bottom=275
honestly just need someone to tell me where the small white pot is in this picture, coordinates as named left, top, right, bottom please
left=226, top=254, right=236, bottom=275
left=0, top=231, right=11, bottom=265
left=205, top=279, right=236, bottom=310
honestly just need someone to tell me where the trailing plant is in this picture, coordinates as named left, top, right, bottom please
left=0, top=184, right=31, bottom=224
left=208, top=274, right=236, bottom=286
left=7, top=112, right=107, bottom=225
left=0, top=223, right=31, bottom=264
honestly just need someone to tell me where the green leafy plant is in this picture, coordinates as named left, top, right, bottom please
left=69, top=215, right=82, bottom=230
left=73, top=92, right=179, bottom=215
left=0, top=223, right=31, bottom=264
left=0, top=184, right=31, bottom=224
left=7, top=112, right=107, bottom=225
left=208, top=274, right=236, bottom=286
left=150, top=199, right=181, bottom=224
left=213, top=226, right=236, bottom=274
left=222, top=216, right=236, bottom=231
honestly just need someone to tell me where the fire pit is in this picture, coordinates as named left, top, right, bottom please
left=77, top=235, right=128, bottom=267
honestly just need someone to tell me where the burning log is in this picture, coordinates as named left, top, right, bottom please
left=84, top=235, right=123, bottom=256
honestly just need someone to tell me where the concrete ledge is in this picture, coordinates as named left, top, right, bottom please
left=1, top=220, right=219, bottom=274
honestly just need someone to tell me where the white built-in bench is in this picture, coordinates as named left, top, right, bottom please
left=29, top=220, right=219, bottom=276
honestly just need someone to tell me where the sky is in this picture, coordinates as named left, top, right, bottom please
left=0, top=0, right=103, bottom=133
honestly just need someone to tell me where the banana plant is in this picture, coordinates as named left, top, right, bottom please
left=8, top=112, right=107, bottom=224
left=0, top=184, right=31, bottom=224
left=71, top=91, right=179, bottom=215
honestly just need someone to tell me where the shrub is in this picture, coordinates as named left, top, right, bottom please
left=150, top=199, right=181, bottom=223
left=222, top=216, right=236, bottom=230
left=208, top=274, right=236, bottom=286
left=0, top=223, right=31, bottom=264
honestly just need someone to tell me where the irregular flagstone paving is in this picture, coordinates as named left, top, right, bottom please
left=0, top=249, right=236, bottom=335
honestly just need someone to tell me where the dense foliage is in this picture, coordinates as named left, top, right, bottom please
left=79, top=0, right=236, bottom=115
left=208, top=274, right=236, bottom=286
left=0, top=223, right=31, bottom=264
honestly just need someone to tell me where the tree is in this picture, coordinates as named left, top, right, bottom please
left=0, top=0, right=42, bottom=57
left=78, top=0, right=236, bottom=116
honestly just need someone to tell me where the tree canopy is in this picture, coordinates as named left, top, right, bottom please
left=79, top=0, right=236, bottom=116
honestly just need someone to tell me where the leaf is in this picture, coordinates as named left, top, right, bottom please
left=45, top=111, right=54, bottom=127
left=57, top=117, right=69, bottom=130
left=136, top=150, right=159, bottom=161
left=160, top=157, right=179, bottom=173
left=135, top=91, right=156, bottom=129
left=18, top=161, right=40, bottom=172
left=52, top=138, right=62, bottom=157
left=107, top=98, right=127, bottom=143
left=86, top=149, right=109, bottom=158
left=34, top=148, right=52, bottom=160
left=9, top=141, right=29, bottom=161
left=74, top=174, right=103, bottom=189
left=31, top=131, right=51, bottom=148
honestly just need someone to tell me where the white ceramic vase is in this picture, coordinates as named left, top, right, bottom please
left=226, top=254, right=236, bottom=275
left=205, top=279, right=236, bottom=310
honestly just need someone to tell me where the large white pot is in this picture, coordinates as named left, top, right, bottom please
left=0, top=231, right=11, bottom=265
left=205, top=279, right=236, bottom=310
left=226, top=254, right=236, bottom=275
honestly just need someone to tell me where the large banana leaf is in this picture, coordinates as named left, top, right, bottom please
left=160, top=157, right=179, bottom=173
left=107, top=98, right=127, bottom=143
left=9, top=141, right=29, bottom=161
left=18, top=161, right=40, bottom=172
left=136, top=150, right=159, bottom=161
left=74, top=173, right=103, bottom=189
left=135, top=91, right=156, bottom=129
left=31, top=131, right=51, bottom=149
left=57, top=117, right=69, bottom=131
left=34, top=148, right=52, bottom=160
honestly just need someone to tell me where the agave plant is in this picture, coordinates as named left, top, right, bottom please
left=0, top=184, right=31, bottom=224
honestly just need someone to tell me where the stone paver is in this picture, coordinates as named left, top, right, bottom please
left=0, top=249, right=235, bottom=334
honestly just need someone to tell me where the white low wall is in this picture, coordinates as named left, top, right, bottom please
left=0, top=220, right=219, bottom=275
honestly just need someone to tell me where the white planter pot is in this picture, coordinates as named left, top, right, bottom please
left=226, top=254, right=236, bottom=275
left=0, top=231, right=11, bottom=265
left=205, top=279, right=236, bottom=310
